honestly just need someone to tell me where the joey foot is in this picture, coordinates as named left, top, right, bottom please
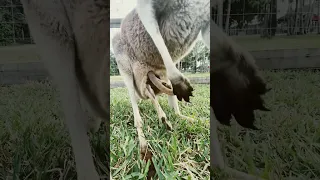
left=161, top=116, right=172, bottom=130
left=140, top=147, right=156, bottom=180
left=170, top=75, right=194, bottom=102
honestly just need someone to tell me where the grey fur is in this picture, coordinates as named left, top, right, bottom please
left=113, top=0, right=209, bottom=98
left=113, top=1, right=268, bottom=179
left=111, top=0, right=209, bottom=173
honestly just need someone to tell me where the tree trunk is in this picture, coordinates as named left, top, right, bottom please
left=287, top=2, right=293, bottom=35
left=194, top=58, right=197, bottom=73
left=271, top=0, right=277, bottom=36
left=294, top=0, right=299, bottom=34
left=225, top=0, right=232, bottom=34
left=261, top=3, right=271, bottom=38
left=305, top=0, right=314, bottom=33
left=299, top=0, right=304, bottom=34
left=217, top=0, right=224, bottom=28
left=318, top=0, right=320, bottom=33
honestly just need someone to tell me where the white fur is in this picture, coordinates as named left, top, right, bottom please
left=136, top=0, right=184, bottom=80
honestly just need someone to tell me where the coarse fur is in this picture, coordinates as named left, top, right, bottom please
left=210, top=21, right=270, bottom=130
left=114, top=0, right=270, bottom=179
left=210, top=18, right=270, bottom=180
left=113, top=2, right=209, bottom=100
left=209, top=4, right=270, bottom=179
left=112, top=0, right=210, bottom=165
left=20, top=0, right=110, bottom=179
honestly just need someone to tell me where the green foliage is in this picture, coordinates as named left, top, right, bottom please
left=0, top=0, right=31, bottom=46
left=110, top=51, right=119, bottom=76
left=182, top=41, right=210, bottom=73
left=0, top=6, right=14, bottom=45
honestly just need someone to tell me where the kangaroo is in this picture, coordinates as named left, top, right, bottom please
left=114, top=0, right=269, bottom=179
left=20, top=0, right=110, bottom=179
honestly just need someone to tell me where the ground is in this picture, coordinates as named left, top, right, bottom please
left=0, top=82, right=109, bottom=179
left=233, top=34, right=320, bottom=51
left=0, top=70, right=319, bottom=179
left=110, top=72, right=210, bottom=83
left=110, top=84, right=210, bottom=179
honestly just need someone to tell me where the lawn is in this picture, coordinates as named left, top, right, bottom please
left=0, top=82, right=108, bottom=179
left=0, top=70, right=319, bottom=179
left=233, top=35, right=320, bottom=51
left=110, top=84, right=210, bottom=179
left=110, top=72, right=210, bottom=82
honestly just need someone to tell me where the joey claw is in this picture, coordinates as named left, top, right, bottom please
left=171, top=76, right=194, bottom=102
left=260, top=105, right=270, bottom=111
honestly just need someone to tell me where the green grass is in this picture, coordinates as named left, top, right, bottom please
left=176, top=72, right=209, bottom=78
left=233, top=35, right=320, bottom=51
left=110, top=85, right=210, bottom=179
left=0, top=70, right=319, bottom=179
left=0, top=82, right=108, bottom=179
left=110, top=72, right=210, bottom=82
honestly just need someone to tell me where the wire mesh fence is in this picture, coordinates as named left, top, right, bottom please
left=0, top=0, right=33, bottom=46
left=0, top=0, right=209, bottom=75
left=2, top=0, right=320, bottom=45
left=212, top=0, right=320, bottom=37
left=4, top=0, right=318, bottom=74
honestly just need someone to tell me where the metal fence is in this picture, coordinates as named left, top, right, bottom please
left=0, top=0, right=32, bottom=46
left=2, top=0, right=320, bottom=44
left=0, top=1, right=210, bottom=76
left=212, top=0, right=320, bottom=37
left=2, top=0, right=318, bottom=76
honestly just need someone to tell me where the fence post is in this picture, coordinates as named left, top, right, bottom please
left=10, top=0, right=16, bottom=44
left=318, top=0, right=320, bottom=34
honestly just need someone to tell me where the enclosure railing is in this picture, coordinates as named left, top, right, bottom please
left=2, top=0, right=320, bottom=45
left=212, top=0, right=320, bottom=37
left=4, top=0, right=319, bottom=75
left=110, top=18, right=122, bottom=28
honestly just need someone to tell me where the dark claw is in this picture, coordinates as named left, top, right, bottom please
left=260, top=105, right=271, bottom=111
left=250, top=125, right=260, bottom=130
left=171, top=76, right=194, bottom=102
left=217, top=119, right=231, bottom=126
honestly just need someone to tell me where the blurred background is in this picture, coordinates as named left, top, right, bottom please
left=1, top=0, right=319, bottom=84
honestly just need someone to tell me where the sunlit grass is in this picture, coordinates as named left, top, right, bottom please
left=110, top=84, right=210, bottom=179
